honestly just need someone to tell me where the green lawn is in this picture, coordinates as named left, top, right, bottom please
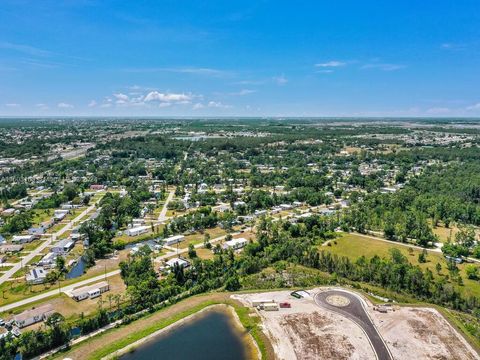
left=31, top=209, right=53, bottom=226
left=323, top=233, right=480, bottom=298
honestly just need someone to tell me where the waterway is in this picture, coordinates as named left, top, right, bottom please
left=65, top=257, right=86, bottom=279
left=119, top=308, right=250, bottom=360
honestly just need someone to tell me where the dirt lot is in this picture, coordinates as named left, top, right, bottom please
left=235, top=288, right=480, bottom=360
left=373, top=306, right=479, bottom=360
left=234, top=290, right=375, bottom=360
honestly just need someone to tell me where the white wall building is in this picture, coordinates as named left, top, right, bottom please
left=14, top=304, right=55, bottom=328
left=222, top=237, right=248, bottom=250
left=125, top=225, right=149, bottom=237
left=26, top=267, right=48, bottom=284
left=70, top=281, right=110, bottom=301
left=164, top=234, right=185, bottom=246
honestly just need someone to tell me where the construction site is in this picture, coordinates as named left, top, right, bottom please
left=233, top=287, right=479, bottom=360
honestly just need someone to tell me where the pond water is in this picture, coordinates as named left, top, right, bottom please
left=65, top=257, right=86, bottom=279
left=120, top=309, right=249, bottom=360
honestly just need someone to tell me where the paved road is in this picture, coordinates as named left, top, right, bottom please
left=0, top=269, right=121, bottom=313
left=157, top=190, right=175, bottom=222
left=0, top=203, right=98, bottom=286
left=314, top=290, right=392, bottom=360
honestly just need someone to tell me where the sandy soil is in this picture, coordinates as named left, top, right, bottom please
left=235, top=288, right=480, bottom=360
left=234, top=291, right=375, bottom=360
left=372, top=306, right=480, bottom=360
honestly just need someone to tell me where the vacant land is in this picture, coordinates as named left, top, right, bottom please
left=236, top=288, right=479, bottom=360
left=324, top=233, right=480, bottom=298
left=374, top=306, right=479, bottom=360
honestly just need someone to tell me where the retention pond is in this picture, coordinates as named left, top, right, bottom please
left=119, top=306, right=255, bottom=360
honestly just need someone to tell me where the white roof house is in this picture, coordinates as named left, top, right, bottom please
left=164, top=234, right=185, bottom=246
left=51, top=239, right=75, bottom=254
left=38, top=252, right=57, bottom=267
left=12, top=235, right=35, bottom=243
left=222, top=237, right=248, bottom=250
left=26, top=267, right=48, bottom=284
left=124, top=225, right=149, bottom=237
left=14, top=304, right=55, bottom=328
left=70, top=281, right=110, bottom=301
left=165, top=257, right=190, bottom=269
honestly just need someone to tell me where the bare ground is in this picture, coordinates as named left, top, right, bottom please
left=236, top=288, right=480, bottom=360
left=235, top=291, right=375, bottom=360
left=372, top=306, right=480, bottom=360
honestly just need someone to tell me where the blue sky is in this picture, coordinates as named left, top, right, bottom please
left=1, top=0, right=480, bottom=117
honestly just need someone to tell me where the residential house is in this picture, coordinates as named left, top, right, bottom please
left=222, top=237, right=248, bottom=250
left=26, top=267, right=48, bottom=284
left=124, top=225, right=149, bottom=237
left=12, top=235, right=35, bottom=244
left=51, top=239, right=75, bottom=254
left=165, top=257, right=190, bottom=269
left=70, top=281, right=110, bottom=301
left=0, top=244, right=23, bottom=253
left=14, top=304, right=55, bottom=328
left=164, top=234, right=185, bottom=246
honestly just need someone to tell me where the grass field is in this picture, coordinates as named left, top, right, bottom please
left=323, top=233, right=480, bottom=298
left=432, top=224, right=460, bottom=243
left=31, top=209, right=53, bottom=226
left=0, top=251, right=128, bottom=307
left=0, top=274, right=127, bottom=323
left=176, top=227, right=227, bottom=249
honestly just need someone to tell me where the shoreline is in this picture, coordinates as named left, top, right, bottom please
left=103, top=304, right=261, bottom=360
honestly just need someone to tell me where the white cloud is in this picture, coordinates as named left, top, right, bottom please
left=57, top=102, right=73, bottom=108
left=466, top=103, right=480, bottom=111
left=0, top=42, right=51, bottom=57
left=88, top=100, right=97, bottom=107
left=273, top=74, right=288, bottom=85
left=315, top=61, right=346, bottom=67
left=426, top=107, right=450, bottom=114
left=113, top=93, right=129, bottom=104
left=208, top=101, right=231, bottom=108
left=361, top=63, right=406, bottom=71
left=5, top=103, right=20, bottom=108
left=229, top=89, right=256, bottom=96
left=316, top=69, right=334, bottom=74
left=193, top=103, right=205, bottom=110
left=36, top=103, right=49, bottom=110
left=123, top=67, right=230, bottom=77
left=441, top=43, right=466, bottom=51
left=234, top=79, right=266, bottom=85
left=144, top=91, right=192, bottom=103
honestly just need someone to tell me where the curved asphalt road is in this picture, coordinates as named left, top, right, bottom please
left=314, top=290, right=392, bottom=360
